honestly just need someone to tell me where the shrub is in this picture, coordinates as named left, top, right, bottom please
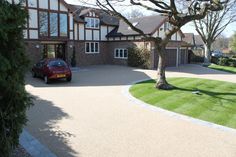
left=228, top=58, right=236, bottom=67
left=0, top=1, right=32, bottom=156
left=128, top=47, right=150, bottom=69
left=211, top=56, right=219, bottom=64
left=229, top=61, right=236, bottom=67
left=217, top=57, right=229, bottom=66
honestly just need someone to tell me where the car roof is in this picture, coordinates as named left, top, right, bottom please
left=43, top=58, right=65, bottom=62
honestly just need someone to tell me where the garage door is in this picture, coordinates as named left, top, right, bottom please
left=166, top=49, right=177, bottom=67
left=180, top=49, right=187, bottom=64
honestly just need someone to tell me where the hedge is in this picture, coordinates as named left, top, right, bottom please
left=0, top=1, right=32, bottom=156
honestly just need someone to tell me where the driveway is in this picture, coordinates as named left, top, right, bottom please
left=25, top=64, right=236, bottom=157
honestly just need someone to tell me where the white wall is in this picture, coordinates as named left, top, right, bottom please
left=171, top=33, right=176, bottom=40
left=93, top=30, right=99, bottom=40
left=79, top=24, right=84, bottom=40
left=100, top=26, right=107, bottom=41
left=69, top=14, right=73, bottom=30
left=177, top=32, right=182, bottom=41
left=60, top=3, right=67, bottom=11
left=39, top=0, right=48, bottom=9
left=28, top=0, right=37, bottom=8
left=85, top=30, right=92, bottom=40
left=23, top=30, right=28, bottom=39
left=50, top=0, right=58, bottom=10
left=29, top=30, right=38, bottom=39
left=108, top=26, right=115, bottom=33
left=29, top=9, right=38, bottom=28
left=159, top=25, right=165, bottom=39
left=70, top=32, right=73, bottom=40
left=74, top=24, right=78, bottom=40
left=121, top=37, right=126, bottom=40
left=135, top=36, right=142, bottom=40
left=152, top=30, right=158, bottom=38
left=128, top=36, right=133, bottom=40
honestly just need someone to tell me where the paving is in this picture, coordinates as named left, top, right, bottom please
left=25, top=64, right=236, bottom=157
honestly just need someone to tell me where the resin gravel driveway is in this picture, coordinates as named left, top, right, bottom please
left=25, top=65, right=236, bottom=157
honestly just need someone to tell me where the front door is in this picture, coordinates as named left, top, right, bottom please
left=42, top=44, right=66, bottom=60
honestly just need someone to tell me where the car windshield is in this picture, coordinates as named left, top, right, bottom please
left=48, top=60, right=66, bottom=67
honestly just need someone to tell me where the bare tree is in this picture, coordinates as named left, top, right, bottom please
left=125, top=9, right=144, bottom=19
left=79, top=0, right=226, bottom=89
left=193, top=0, right=236, bottom=63
left=229, top=32, right=236, bottom=52
left=212, top=35, right=229, bottom=50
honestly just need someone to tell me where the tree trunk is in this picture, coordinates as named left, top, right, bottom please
left=155, top=46, right=173, bottom=90
left=204, top=43, right=211, bottom=64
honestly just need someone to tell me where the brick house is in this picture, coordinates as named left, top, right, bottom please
left=8, top=0, right=189, bottom=68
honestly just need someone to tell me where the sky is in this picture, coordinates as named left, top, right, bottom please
left=66, top=0, right=236, bottom=38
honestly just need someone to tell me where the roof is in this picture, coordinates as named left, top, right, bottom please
left=183, top=33, right=204, bottom=46
left=194, top=35, right=204, bottom=46
left=107, top=15, right=167, bottom=37
left=68, top=4, right=119, bottom=26
left=183, top=33, right=194, bottom=45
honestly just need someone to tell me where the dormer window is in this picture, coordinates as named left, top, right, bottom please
left=85, top=17, right=100, bottom=29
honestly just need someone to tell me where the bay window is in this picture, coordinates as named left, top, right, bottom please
left=39, top=11, right=68, bottom=38
left=39, top=11, right=48, bottom=36
left=60, top=14, right=68, bottom=37
left=50, top=13, right=58, bottom=36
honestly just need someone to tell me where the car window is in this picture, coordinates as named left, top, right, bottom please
left=48, top=60, right=67, bottom=67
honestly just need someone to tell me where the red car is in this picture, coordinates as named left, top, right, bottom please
left=32, top=58, right=72, bottom=84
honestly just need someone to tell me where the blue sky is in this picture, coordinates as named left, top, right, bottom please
left=66, top=0, right=236, bottom=37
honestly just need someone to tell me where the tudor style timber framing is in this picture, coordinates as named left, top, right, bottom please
left=7, top=0, right=189, bottom=68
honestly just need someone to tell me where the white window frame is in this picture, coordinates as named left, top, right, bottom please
left=114, top=48, right=128, bottom=59
left=85, top=17, right=100, bottom=29
left=85, top=42, right=99, bottom=54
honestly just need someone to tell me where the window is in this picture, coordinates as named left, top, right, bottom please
left=39, top=11, right=68, bottom=38
left=60, top=14, right=68, bottom=37
left=28, top=0, right=37, bottom=7
left=39, top=11, right=48, bottom=36
left=85, top=17, right=100, bottom=29
left=114, top=48, right=128, bottom=59
left=85, top=42, right=99, bottom=53
left=50, top=13, right=58, bottom=36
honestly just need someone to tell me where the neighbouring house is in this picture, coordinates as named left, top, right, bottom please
left=183, top=33, right=204, bottom=56
left=7, top=0, right=189, bottom=68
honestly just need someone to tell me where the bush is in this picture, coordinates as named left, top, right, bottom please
left=211, top=56, right=219, bottom=64
left=128, top=47, right=150, bottom=69
left=229, top=61, right=236, bottom=67
left=227, top=58, right=236, bottom=67
left=0, top=1, right=32, bottom=156
left=217, top=57, right=229, bottom=66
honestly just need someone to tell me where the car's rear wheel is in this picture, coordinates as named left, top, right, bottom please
left=44, top=76, right=49, bottom=84
left=66, top=76, right=72, bottom=82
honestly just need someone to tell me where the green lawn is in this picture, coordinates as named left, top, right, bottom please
left=130, top=78, right=236, bottom=129
left=208, top=64, right=236, bottom=74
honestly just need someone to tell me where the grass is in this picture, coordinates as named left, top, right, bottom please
left=208, top=64, right=236, bottom=74
left=130, top=77, right=236, bottom=129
